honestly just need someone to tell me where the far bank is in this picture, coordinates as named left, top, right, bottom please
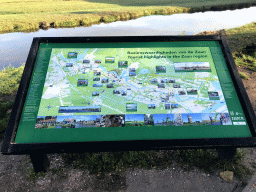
left=0, top=0, right=256, bottom=34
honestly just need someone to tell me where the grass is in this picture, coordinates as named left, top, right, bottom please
left=22, top=148, right=253, bottom=185
left=239, top=72, right=249, bottom=80
left=0, top=0, right=256, bottom=33
left=0, top=21, right=256, bottom=183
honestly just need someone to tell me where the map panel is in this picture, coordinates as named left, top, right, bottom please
left=36, top=47, right=232, bottom=129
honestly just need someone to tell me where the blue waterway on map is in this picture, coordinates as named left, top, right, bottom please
left=138, top=69, right=149, bottom=75
left=201, top=99, right=226, bottom=113
left=97, top=66, right=129, bottom=82
left=211, top=81, right=222, bottom=91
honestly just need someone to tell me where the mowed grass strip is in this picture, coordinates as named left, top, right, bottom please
left=1, top=0, right=256, bottom=33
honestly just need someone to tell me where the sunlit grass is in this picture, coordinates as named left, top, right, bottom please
left=0, top=0, right=255, bottom=33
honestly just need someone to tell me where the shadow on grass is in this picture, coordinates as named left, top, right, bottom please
left=55, top=148, right=253, bottom=183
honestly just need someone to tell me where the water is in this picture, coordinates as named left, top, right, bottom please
left=0, top=6, right=255, bottom=71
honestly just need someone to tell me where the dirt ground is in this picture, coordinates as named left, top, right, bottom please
left=0, top=144, right=251, bottom=192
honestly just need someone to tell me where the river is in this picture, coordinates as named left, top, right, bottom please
left=0, top=6, right=255, bottom=71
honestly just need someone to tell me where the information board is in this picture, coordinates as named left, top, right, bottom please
left=2, top=36, right=256, bottom=154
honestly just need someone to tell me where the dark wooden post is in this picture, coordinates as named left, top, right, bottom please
left=216, top=147, right=237, bottom=160
left=29, top=153, right=50, bottom=173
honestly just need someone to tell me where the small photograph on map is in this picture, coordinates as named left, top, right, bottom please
left=202, top=113, right=216, bottom=125
left=92, top=92, right=100, bottom=96
left=129, top=72, right=136, bottom=76
left=83, top=60, right=90, bottom=63
left=151, top=79, right=158, bottom=84
left=93, top=77, right=100, bottom=81
left=154, top=114, right=175, bottom=126
left=121, top=90, right=127, bottom=96
left=182, top=113, right=203, bottom=126
left=171, top=104, right=178, bottom=108
left=118, top=61, right=128, bottom=68
left=58, top=106, right=101, bottom=113
left=173, top=113, right=183, bottom=126
left=77, top=79, right=88, bottom=86
left=105, top=57, right=115, bottom=63
left=165, top=104, right=170, bottom=109
left=144, top=114, right=154, bottom=126
left=107, top=84, right=114, bottom=88
left=68, top=52, right=77, bottom=58
left=219, top=113, right=232, bottom=125
left=187, top=88, right=198, bottom=95
left=208, top=92, right=220, bottom=100
left=161, top=79, right=168, bottom=83
left=113, top=90, right=121, bottom=94
left=129, top=68, right=136, bottom=72
left=125, top=114, right=145, bottom=126
left=173, top=83, right=180, bottom=88
left=93, top=84, right=103, bottom=87
left=95, top=60, right=101, bottom=63
left=158, top=84, right=165, bottom=88
left=35, top=116, right=57, bottom=129
left=66, top=63, right=73, bottom=67
left=90, top=106, right=101, bottom=112
left=148, top=104, right=155, bottom=109
left=105, top=115, right=125, bottom=127
left=57, top=115, right=105, bottom=128
left=174, top=62, right=211, bottom=72
left=78, top=115, right=105, bottom=127
left=156, top=66, right=166, bottom=73
left=126, top=103, right=137, bottom=112
left=55, top=116, right=76, bottom=128
left=202, top=113, right=232, bottom=125
left=178, top=90, right=186, bottom=95
left=101, top=78, right=109, bottom=83
left=168, top=79, right=175, bottom=83
left=94, top=71, right=101, bottom=76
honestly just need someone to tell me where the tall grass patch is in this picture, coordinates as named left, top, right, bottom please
left=57, top=148, right=253, bottom=183
left=80, top=14, right=101, bottom=26
left=0, top=65, right=24, bottom=95
left=0, top=65, right=24, bottom=139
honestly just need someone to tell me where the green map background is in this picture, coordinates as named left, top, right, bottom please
left=14, top=41, right=251, bottom=144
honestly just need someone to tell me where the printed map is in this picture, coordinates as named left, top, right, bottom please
left=37, top=47, right=229, bottom=117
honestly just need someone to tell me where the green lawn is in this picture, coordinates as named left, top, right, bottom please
left=0, top=0, right=255, bottom=33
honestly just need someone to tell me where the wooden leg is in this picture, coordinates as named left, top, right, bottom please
left=216, top=148, right=237, bottom=160
left=29, top=153, right=50, bottom=173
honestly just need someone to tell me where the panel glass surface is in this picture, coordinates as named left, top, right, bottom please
left=14, top=41, right=252, bottom=143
